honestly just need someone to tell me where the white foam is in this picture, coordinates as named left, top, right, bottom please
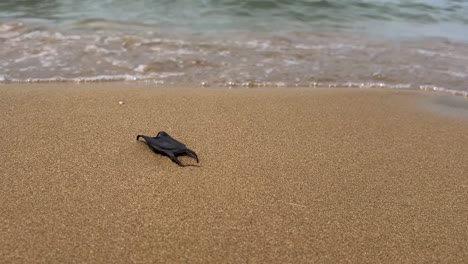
left=84, top=44, right=115, bottom=55
left=153, top=72, right=185, bottom=78
left=416, top=48, right=468, bottom=61
left=134, top=64, right=146, bottom=73
left=0, top=74, right=146, bottom=83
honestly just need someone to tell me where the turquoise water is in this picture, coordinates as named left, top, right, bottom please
left=0, top=0, right=467, bottom=96
left=1, top=0, right=468, bottom=39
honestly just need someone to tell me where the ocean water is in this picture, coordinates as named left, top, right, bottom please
left=0, top=0, right=467, bottom=96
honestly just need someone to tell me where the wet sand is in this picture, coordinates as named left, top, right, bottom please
left=0, top=84, right=467, bottom=263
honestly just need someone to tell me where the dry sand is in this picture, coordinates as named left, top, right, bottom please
left=0, top=84, right=467, bottom=263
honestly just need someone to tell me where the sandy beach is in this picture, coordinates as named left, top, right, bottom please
left=0, top=84, right=467, bottom=263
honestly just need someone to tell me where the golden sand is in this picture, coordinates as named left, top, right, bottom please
left=0, top=84, right=467, bottom=263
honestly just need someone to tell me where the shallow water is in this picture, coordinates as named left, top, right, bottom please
left=0, top=0, right=467, bottom=96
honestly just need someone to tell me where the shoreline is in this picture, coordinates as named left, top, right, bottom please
left=1, top=84, right=467, bottom=263
left=1, top=81, right=468, bottom=99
